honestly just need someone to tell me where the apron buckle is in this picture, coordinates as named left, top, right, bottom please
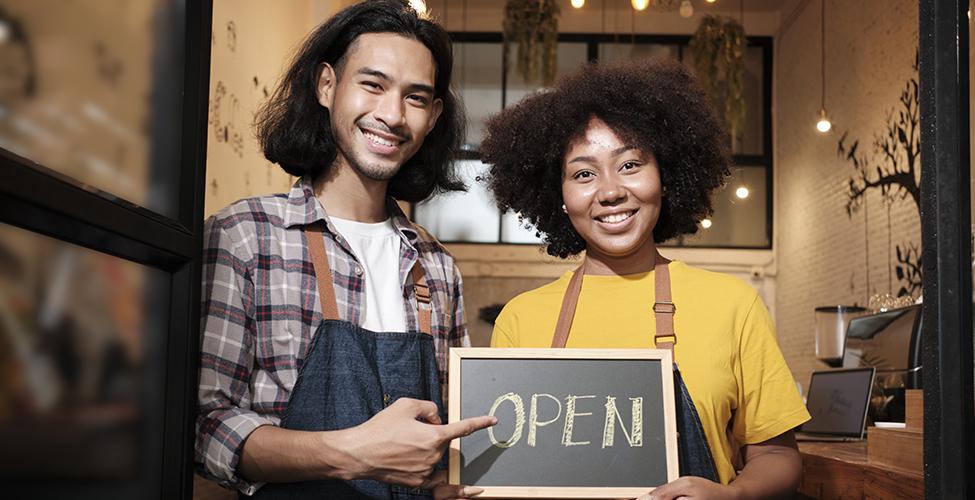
left=653, top=301, right=677, bottom=314
left=654, top=333, right=678, bottom=346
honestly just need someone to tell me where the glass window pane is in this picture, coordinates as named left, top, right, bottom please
left=735, top=45, right=765, bottom=155
left=501, top=211, right=543, bottom=244
left=0, top=222, right=169, bottom=480
left=454, top=42, right=503, bottom=148
left=0, top=1, right=182, bottom=217
left=505, top=42, right=588, bottom=106
left=598, top=42, right=679, bottom=64
left=677, top=165, right=769, bottom=247
left=414, top=160, right=500, bottom=242
left=679, top=44, right=765, bottom=156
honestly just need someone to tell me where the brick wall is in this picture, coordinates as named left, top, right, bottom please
left=774, top=0, right=921, bottom=391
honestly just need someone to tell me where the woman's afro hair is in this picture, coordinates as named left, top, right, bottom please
left=480, top=59, right=731, bottom=258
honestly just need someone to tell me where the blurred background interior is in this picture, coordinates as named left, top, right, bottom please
left=0, top=0, right=971, bottom=498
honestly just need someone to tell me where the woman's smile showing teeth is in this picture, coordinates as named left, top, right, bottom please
left=596, top=210, right=636, bottom=225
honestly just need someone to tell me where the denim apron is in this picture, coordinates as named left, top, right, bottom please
left=251, top=224, right=444, bottom=500
left=550, top=255, right=719, bottom=483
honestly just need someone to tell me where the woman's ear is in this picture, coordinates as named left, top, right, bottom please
left=316, top=63, right=337, bottom=109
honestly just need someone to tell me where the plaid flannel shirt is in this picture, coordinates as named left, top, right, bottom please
left=195, top=177, right=470, bottom=495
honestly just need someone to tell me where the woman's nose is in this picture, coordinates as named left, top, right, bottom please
left=595, top=177, right=625, bottom=204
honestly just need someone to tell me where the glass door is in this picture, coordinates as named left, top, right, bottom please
left=0, top=1, right=211, bottom=498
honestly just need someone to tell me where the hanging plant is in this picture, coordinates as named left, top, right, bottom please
left=689, top=15, right=746, bottom=142
left=502, top=0, right=560, bottom=86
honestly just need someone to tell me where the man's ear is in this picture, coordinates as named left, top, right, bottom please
left=427, top=98, right=444, bottom=131
left=316, top=63, right=337, bottom=109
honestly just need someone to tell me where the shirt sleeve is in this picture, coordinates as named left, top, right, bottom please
left=731, top=294, right=811, bottom=444
left=490, top=306, right=517, bottom=347
left=195, top=216, right=274, bottom=495
left=449, top=261, right=471, bottom=349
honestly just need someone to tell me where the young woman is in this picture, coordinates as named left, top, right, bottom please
left=479, top=60, right=810, bottom=500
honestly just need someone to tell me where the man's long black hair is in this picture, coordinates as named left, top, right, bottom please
left=256, top=0, right=465, bottom=202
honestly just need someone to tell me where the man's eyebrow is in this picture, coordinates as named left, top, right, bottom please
left=566, top=145, right=635, bottom=164
left=356, top=67, right=391, bottom=81
left=355, top=67, right=435, bottom=95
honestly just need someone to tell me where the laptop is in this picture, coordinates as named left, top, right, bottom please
left=795, top=367, right=876, bottom=442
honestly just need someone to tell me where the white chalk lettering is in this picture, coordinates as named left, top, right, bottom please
left=561, top=395, right=596, bottom=447
left=528, top=393, right=562, bottom=447
left=602, top=396, right=644, bottom=448
left=487, top=392, right=525, bottom=448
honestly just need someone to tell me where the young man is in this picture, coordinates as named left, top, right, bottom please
left=195, top=2, right=494, bottom=498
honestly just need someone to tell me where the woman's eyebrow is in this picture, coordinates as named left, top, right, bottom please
left=566, top=145, right=636, bottom=165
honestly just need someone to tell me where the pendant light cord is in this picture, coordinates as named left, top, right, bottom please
left=821, top=0, right=826, bottom=110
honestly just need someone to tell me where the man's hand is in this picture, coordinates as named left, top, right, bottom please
left=637, top=477, right=743, bottom=500
left=338, top=398, right=497, bottom=488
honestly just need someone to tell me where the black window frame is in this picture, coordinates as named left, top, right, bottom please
left=0, top=1, right=212, bottom=498
left=415, top=31, right=773, bottom=250
left=918, top=0, right=974, bottom=497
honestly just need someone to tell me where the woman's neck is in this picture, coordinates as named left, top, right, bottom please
left=583, top=244, right=667, bottom=276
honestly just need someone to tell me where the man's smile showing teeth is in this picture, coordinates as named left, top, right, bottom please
left=596, top=211, right=635, bottom=224
left=362, top=130, right=400, bottom=147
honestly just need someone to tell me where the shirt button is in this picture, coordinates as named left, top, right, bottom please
left=355, top=266, right=363, bottom=276
left=335, top=235, right=343, bottom=243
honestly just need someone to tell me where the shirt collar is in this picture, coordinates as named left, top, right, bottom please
left=283, top=176, right=419, bottom=244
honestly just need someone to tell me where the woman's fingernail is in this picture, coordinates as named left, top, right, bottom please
left=465, top=486, right=485, bottom=496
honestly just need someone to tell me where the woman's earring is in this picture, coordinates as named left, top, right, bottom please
left=561, top=204, right=567, bottom=213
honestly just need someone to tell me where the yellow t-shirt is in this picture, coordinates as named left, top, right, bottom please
left=491, top=261, right=810, bottom=484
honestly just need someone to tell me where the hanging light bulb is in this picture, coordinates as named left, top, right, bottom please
left=679, top=0, right=694, bottom=17
left=815, top=0, right=831, bottom=134
left=701, top=218, right=713, bottom=229
left=735, top=186, right=750, bottom=199
left=408, top=0, right=427, bottom=14
left=571, top=0, right=586, bottom=8
left=816, top=108, right=832, bottom=133
left=631, top=0, right=649, bottom=10
left=706, top=0, right=717, bottom=3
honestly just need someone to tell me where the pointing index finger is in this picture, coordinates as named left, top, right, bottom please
left=441, top=415, right=498, bottom=440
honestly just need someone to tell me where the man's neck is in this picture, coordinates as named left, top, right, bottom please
left=313, top=161, right=390, bottom=223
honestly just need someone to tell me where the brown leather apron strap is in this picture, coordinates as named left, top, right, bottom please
left=306, top=224, right=341, bottom=321
left=305, top=223, right=432, bottom=335
left=551, top=262, right=586, bottom=348
left=411, top=263, right=432, bottom=336
left=652, top=261, right=677, bottom=353
left=551, top=252, right=675, bottom=353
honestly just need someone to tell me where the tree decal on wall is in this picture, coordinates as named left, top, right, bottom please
left=837, top=55, right=921, bottom=298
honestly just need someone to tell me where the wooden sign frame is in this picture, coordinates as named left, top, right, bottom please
left=448, top=348, right=679, bottom=498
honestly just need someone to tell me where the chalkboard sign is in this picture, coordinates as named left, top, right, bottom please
left=448, top=348, right=678, bottom=498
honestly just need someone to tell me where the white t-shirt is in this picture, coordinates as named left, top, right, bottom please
left=330, top=216, right=406, bottom=332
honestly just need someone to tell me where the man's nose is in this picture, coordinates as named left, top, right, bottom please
left=374, top=93, right=406, bottom=129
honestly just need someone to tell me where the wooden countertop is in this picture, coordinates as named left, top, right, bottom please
left=797, top=441, right=923, bottom=499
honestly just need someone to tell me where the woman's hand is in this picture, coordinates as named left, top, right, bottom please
left=638, top=476, right=742, bottom=500
left=428, top=470, right=485, bottom=500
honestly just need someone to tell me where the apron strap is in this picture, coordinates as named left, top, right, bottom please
left=306, top=224, right=341, bottom=321
left=551, top=262, right=586, bottom=348
left=551, top=252, right=675, bottom=352
left=305, top=223, right=432, bottom=335
left=411, top=263, right=432, bottom=335
left=652, top=262, right=677, bottom=352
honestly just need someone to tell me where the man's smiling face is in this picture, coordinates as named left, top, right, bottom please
left=318, top=32, right=443, bottom=182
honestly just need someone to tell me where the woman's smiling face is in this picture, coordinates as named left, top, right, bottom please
left=561, top=117, right=662, bottom=266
